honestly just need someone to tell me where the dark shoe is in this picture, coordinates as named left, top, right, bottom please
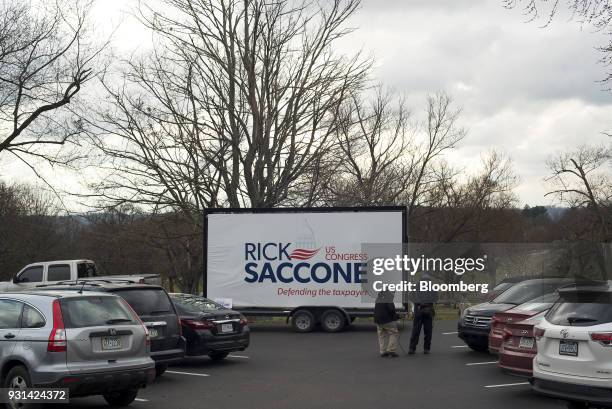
left=380, top=352, right=389, bottom=357
left=388, top=352, right=399, bottom=358
left=408, top=350, right=415, bottom=355
left=424, top=350, right=431, bottom=355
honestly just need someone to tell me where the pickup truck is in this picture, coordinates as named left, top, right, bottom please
left=0, top=259, right=160, bottom=292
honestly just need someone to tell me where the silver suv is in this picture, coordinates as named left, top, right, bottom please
left=0, top=291, right=155, bottom=408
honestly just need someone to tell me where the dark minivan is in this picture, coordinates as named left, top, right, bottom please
left=39, top=281, right=185, bottom=376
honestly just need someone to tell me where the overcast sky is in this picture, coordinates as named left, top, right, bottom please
left=3, top=0, right=611, bottom=208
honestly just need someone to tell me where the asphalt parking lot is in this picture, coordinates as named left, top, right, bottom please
left=53, top=320, right=565, bottom=409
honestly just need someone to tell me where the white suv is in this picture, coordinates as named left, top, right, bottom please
left=532, top=282, right=612, bottom=409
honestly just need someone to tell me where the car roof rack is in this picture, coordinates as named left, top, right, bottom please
left=36, top=281, right=102, bottom=288
left=35, top=278, right=141, bottom=288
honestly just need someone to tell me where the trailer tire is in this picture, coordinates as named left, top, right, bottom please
left=321, top=309, right=346, bottom=333
left=292, top=310, right=315, bottom=333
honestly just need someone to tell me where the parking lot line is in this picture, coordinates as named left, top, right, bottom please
left=451, top=345, right=469, bottom=348
left=135, top=398, right=149, bottom=402
left=229, top=355, right=250, bottom=359
left=166, top=370, right=211, bottom=377
left=484, top=382, right=530, bottom=388
left=442, top=331, right=458, bottom=335
left=466, top=361, right=498, bottom=366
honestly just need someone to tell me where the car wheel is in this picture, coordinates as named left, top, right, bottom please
left=208, top=351, right=229, bottom=361
left=321, top=309, right=346, bottom=333
left=103, top=390, right=139, bottom=407
left=4, top=366, right=38, bottom=409
left=467, top=342, right=488, bottom=352
left=155, top=364, right=167, bottom=377
left=291, top=310, right=315, bottom=333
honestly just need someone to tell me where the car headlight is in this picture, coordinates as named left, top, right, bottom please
left=461, top=308, right=471, bottom=320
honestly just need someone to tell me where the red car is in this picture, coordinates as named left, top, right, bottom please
left=488, top=292, right=557, bottom=354
left=498, top=311, right=547, bottom=377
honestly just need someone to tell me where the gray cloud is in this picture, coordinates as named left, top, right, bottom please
left=2, top=0, right=611, bottom=207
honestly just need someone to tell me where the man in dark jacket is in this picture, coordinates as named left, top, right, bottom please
left=409, top=272, right=439, bottom=354
left=374, top=290, right=400, bottom=357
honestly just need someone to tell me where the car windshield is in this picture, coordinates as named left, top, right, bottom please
left=61, top=296, right=136, bottom=328
left=171, top=295, right=225, bottom=314
left=115, top=288, right=174, bottom=316
left=492, top=281, right=564, bottom=305
left=547, top=291, right=612, bottom=327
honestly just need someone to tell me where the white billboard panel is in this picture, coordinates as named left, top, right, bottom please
left=206, top=210, right=404, bottom=308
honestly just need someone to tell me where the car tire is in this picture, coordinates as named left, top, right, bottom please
left=467, top=342, right=488, bottom=352
left=155, top=364, right=168, bottom=377
left=208, top=351, right=229, bottom=361
left=321, top=309, right=346, bottom=333
left=291, top=310, right=315, bottom=333
left=4, top=365, right=39, bottom=409
left=103, top=389, right=139, bottom=407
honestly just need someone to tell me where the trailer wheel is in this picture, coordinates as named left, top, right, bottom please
left=321, top=309, right=346, bottom=333
left=292, top=309, right=315, bottom=332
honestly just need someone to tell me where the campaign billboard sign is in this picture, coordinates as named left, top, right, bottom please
left=205, top=209, right=404, bottom=308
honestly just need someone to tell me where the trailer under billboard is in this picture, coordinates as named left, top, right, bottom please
left=203, top=207, right=407, bottom=332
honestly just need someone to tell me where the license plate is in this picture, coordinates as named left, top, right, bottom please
left=148, top=328, right=159, bottom=338
left=220, top=323, right=233, bottom=333
left=559, top=339, right=578, bottom=356
left=101, top=336, right=121, bottom=350
left=518, top=337, right=534, bottom=349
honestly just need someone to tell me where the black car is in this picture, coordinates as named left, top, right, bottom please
left=170, top=293, right=250, bottom=360
left=38, top=280, right=185, bottom=376
left=458, top=278, right=575, bottom=352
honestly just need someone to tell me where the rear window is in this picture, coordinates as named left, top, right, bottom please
left=115, top=289, right=174, bottom=316
left=171, top=295, right=224, bottom=314
left=515, top=293, right=558, bottom=312
left=61, top=296, right=136, bottom=328
left=493, top=281, right=563, bottom=305
left=77, top=263, right=98, bottom=279
left=547, top=291, right=612, bottom=327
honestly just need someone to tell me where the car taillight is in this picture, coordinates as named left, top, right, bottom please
left=534, top=327, right=545, bottom=340
left=120, top=299, right=150, bottom=347
left=240, top=316, right=248, bottom=326
left=503, top=328, right=513, bottom=341
left=181, top=319, right=214, bottom=330
left=591, top=332, right=612, bottom=346
left=48, top=299, right=67, bottom=352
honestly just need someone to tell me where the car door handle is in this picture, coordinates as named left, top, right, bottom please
left=4, top=333, right=15, bottom=339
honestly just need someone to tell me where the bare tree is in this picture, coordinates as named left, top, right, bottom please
left=0, top=0, right=103, bottom=171
left=322, top=90, right=465, bottom=207
left=545, top=144, right=612, bottom=278
left=324, top=87, right=412, bottom=205
left=81, top=0, right=369, bottom=219
left=415, top=151, right=518, bottom=243
left=546, top=144, right=612, bottom=238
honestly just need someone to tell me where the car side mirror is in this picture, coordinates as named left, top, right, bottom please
left=12, top=276, right=19, bottom=284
